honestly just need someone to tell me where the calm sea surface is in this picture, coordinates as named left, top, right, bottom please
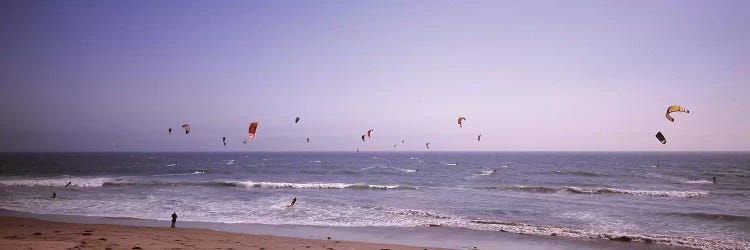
left=0, top=152, right=747, bottom=249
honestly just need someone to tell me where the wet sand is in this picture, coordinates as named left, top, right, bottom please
left=0, top=216, right=444, bottom=250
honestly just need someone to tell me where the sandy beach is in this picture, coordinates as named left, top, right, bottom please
left=0, top=216, right=444, bottom=250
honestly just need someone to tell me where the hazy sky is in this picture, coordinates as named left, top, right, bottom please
left=1, top=0, right=748, bottom=152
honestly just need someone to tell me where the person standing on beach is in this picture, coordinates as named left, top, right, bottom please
left=171, top=212, right=177, bottom=228
left=713, top=177, right=717, bottom=184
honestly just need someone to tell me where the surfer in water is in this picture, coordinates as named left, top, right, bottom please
left=713, top=176, right=717, bottom=184
left=51, top=192, right=56, bottom=199
left=287, top=197, right=297, bottom=207
left=65, top=181, right=72, bottom=187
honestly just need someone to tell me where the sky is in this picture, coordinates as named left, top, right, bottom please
left=1, top=0, right=748, bottom=152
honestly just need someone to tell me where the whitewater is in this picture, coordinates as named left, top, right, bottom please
left=0, top=152, right=748, bottom=250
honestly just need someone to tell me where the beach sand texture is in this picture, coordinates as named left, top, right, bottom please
left=0, top=216, right=443, bottom=250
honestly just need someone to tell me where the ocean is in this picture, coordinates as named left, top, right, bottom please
left=0, top=152, right=747, bottom=250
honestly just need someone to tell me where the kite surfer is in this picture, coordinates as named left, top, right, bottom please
left=287, top=197, right=297, bottom=207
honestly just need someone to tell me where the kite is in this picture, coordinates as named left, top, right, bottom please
left=168, top=128, right=172, bottom=134
left=248, top=122, right=259, bottom=139
left=665, top=105, right=689, bottom=122
left=295, top=117, right=300, bottom=123
left=477, top=134, right=482, bottom=141
left=222, top=137, right=227, bottom=146
left=181, top=124, right=191, bottom=134
left=367, top=129, right=374, bottom=138
left=361, top=135, right=366, bottom=141
left=458, top=117, right=467, bottom=128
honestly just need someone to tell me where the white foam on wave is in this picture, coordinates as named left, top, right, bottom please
left=650, top=174, right=715, bottom=185
left=164, top=163, right=178, bottom=167
left=512, top=186, right=709, bottom=198
left=479, top=170, right=496, bottom=176
left=685, top=179, right=712, bottom=184
left=462, top=219, right=744, bottom=250
left=229, top=181, right=405, bottom=190
left=393, top=167, right=417, bottom=173
left=0, top=189, right=741, bottom=250
left=358, top=165, right=416, bottom=173
left=438, top=161, right=457, bottom=166
left=564, top=187, right=709, bottom=198
left=0, top=177, right=115, bottom=188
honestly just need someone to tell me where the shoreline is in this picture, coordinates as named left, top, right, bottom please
left=0, top=216, right=444, bottom=250
left=0, top=210, right=696, bottom=250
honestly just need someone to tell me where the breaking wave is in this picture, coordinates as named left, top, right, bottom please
left=101, top=180, right=417, bottom=190
left=461, top=220, right=745, bottom=250
left=229, top=181, right=416, bottom=190
left=483, top=185, right=709, bottom=198
left=0, top=177, right=115, bottom=188
left=685, top=179, right=713, bottom=184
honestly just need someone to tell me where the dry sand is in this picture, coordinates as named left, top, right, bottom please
left=0, top=216, right=446, bottom=250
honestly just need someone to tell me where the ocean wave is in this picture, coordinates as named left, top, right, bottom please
left=463, top=220, right=745, bottom=250
left=685, top=179, right=713, bottom=184
left=102, top=181, right=214, bottom=187
left=552, top=170, right=606, bottom=177
left=478, top=170, right=497, bottom=176
left=101, top=180, right=416, bottom=190
left=0, top=177, right=114, bottom=188
left=437, top=161, right=457, bottom=166
left=484, top=185, right=708, bottom=198
left=389, top=208, right=451, bottom=219
left=666, top=212, right=750, bottom=222
left=393, top=168, right=418, bottom=173
left=230, top=181, right=416, bottom=190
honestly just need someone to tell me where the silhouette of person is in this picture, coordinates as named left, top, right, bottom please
left=51, top=192, right=56, bottom=199
left=288, top=197, right=297, bottom=207
left=171, top=212, right=177, bottom=228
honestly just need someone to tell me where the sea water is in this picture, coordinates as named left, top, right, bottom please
left=0, top=152, right=747, bottom=249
